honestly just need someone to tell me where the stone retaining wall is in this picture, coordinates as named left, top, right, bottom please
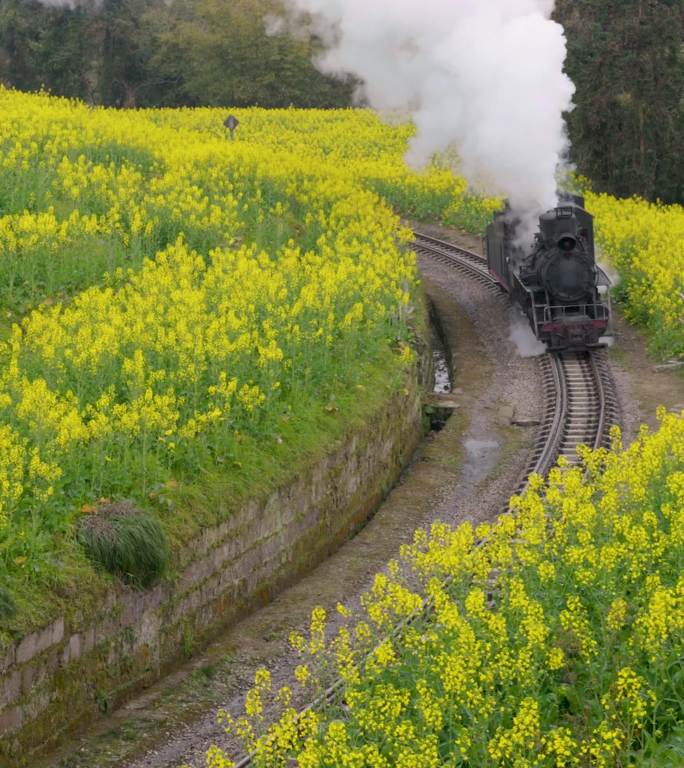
left=0, top=370, right=425, bottom=765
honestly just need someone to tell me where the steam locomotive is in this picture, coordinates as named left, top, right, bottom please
left=486, top=194, right=611, bottom=350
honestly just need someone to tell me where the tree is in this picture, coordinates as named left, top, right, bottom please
left=149, top=0, right=353, bottom=108
left=30, top=4, right=94, bottom=99
left=0, top=0, right=353, bottom=109
left=0, top=0, right=97, bottom=99
left=556, top=0, right=684, bottom=204
left=95, top=0, right=173, bottom=107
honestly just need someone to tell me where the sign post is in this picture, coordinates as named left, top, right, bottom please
left=224, top=114, right=239, bottom=141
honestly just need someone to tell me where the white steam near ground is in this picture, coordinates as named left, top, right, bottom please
left=596, top=247, right=621, bottom=288
left=280, top=0, right=575, bottom=238
left=596, top=248, right=618, bottom=348
left=509, top=309, right=547, bottom=357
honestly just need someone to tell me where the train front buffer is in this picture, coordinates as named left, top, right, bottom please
left=515, top=271, right=612, bottom=351
left=539, top=305, right=611, bottom=350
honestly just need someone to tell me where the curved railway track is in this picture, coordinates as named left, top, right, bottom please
left=412, top=231, right=495, bottom=289
left=414, top=231, right=620, bottom=492
left=232, top=230, right=621, bottom=768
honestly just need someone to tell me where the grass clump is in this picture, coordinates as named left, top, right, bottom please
left=77, top=502, right=169, bottom=588
left=0, top=586, right=16, bottom=620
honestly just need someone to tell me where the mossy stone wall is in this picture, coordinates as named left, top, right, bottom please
left=0, top=368, right=425, bottom=765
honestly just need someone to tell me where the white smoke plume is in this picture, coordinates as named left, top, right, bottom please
left=281, top=0, right=575, bottom=232
left=509, top=309, right=547, bottom=357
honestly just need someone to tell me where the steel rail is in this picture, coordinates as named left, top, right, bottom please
left=412, top=232, right=496, bottom=290
left=515, top=352, right=567, bottom=492
left=413, top=231, right=487, bottom=266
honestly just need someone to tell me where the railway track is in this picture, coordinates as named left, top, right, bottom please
left=414, top=231, right=620, bottom=491
left=232, top=230, right=620, bottom=768
left=412, top=231, right=495, bottom=289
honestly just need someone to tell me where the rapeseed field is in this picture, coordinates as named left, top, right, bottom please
left=0, top=90, right=414, bottom=627
left=210, top=416, right=684, bottom=767
left=0, top=88, right=497, bottom=631
left=1, top=90, right=683, bottom=763
left=586, top=192, right=684, bottom=358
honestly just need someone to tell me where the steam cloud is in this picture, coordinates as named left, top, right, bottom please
left=509, top=309, right=547, bottom=357
left=281, top=0, right=575, bottom=229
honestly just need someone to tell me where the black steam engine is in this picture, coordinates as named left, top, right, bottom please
left=486, top=195, right=611, bottom=350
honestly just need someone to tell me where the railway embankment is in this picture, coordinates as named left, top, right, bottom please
left=0, top=337, right=430, bottom=766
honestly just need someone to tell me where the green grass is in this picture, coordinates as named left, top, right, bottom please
left=77, top=502, right=169, bottom=588
left=633, top=723, right=684, bottom=766
left=0, top=586, right=15, bottom=621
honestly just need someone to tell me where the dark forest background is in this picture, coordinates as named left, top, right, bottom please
left=0, top=0, right=682, bottom=204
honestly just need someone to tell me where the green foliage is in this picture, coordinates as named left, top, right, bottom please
left=633, top=723, right=684, bottom=766
left=0, top=0, right=95, bottom=98
left=149, top=0, right=355, bottom=108
left=0, top=585, right=16, bottom=620
left=555, top=0, right=683, bottom=204
left=77, top=502, right=169, bottom=588
left=442, top=193, right=497, bottom=234
left=0, top=0, right=352, bottom=109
